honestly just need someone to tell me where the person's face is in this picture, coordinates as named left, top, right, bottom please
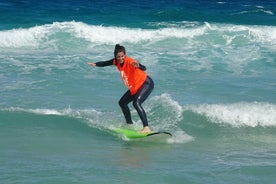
left=116, top=51, right=125, bottom=64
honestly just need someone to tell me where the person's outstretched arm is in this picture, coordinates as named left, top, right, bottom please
left=87, top=59, right=113, bottom=67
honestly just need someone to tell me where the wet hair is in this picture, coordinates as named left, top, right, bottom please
left=114, top=44, right=126, bottom=58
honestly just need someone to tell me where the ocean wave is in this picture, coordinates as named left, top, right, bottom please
left=234, top=6, right=274, bottom=16
left=185, top=102, right=276, bottom=127
left=146, top=93, right=194, bottom=143
left=2, top=106, right=101, bottom=118
left=0, top=21, right=275, bottom=49
left=0, top=94, right=193, bottom=144
left=1, top=99, right=276, bottom=143
left=2, top=99, right=276, bottom=129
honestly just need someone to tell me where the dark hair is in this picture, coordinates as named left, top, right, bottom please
left=114, top=44, right=126, bottom=58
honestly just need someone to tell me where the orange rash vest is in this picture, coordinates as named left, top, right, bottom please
left=113, top=56, right=147, bottom=95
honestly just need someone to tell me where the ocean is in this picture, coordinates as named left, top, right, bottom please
left=1, top=0, right=276, bottom=183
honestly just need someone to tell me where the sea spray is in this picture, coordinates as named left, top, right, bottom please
left=1, top=21, right=275, bottom=50
left=185, top=102, right=276, bottom=127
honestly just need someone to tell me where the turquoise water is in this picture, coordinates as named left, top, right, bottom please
left=1, top=0, right=276, bottom=183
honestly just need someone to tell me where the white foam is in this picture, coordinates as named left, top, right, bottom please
left=167, top=130, right=194, bottom=144
left=29, top=109, right=64, bottom=115
left=0, top=27, right=41, bottom=48
left=186, top=102, right=276, bottom=127
left=5, top=107, right=66, bottom=115
left=146, top=94, right=194, bottom=144
left=1, top=21, right=275, bottom=49
left=237, top=7, right=274, bottom=16
left=147, top=93, right=183, bottom=126
left=72, top=22, right=205, bottom=44
left=248, top=26, right=276, bottom=43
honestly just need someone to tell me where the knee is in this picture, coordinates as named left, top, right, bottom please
left=118, top=100, right=124, bottom=107
left=119, top=99, right=127, bottom=108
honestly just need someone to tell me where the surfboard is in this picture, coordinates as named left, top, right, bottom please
left=114, top=128, right=172, bottom=139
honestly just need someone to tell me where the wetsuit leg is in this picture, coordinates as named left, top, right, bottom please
left=119, top=90, right=134, bottom=124
left=133, top=76, right=154, bottom=127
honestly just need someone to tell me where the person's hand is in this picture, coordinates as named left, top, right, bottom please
left=131, top=61, right=139, bottom=68
left=87, top=62, right=96, bottom=67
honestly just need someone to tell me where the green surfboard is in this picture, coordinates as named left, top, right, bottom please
left=114, top=128, right=172, bottom=139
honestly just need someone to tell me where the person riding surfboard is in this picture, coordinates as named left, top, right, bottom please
left=87, top=44, right=154, bottom=134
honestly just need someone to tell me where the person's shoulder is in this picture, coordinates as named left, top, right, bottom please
left=125, top=56, right=136, bottom=62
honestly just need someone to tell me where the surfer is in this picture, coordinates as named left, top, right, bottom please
left=87, top=44, right=154, bottom=134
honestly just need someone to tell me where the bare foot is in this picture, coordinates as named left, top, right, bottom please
left=137, top=126, right=151, bottom=134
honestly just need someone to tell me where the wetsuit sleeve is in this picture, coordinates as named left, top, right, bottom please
left=139, top=63, right=146, bottom=71
left=95, top=59, right=114, bottom=67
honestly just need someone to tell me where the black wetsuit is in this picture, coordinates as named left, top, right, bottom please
left=95, top=59, right=154, bottom=127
